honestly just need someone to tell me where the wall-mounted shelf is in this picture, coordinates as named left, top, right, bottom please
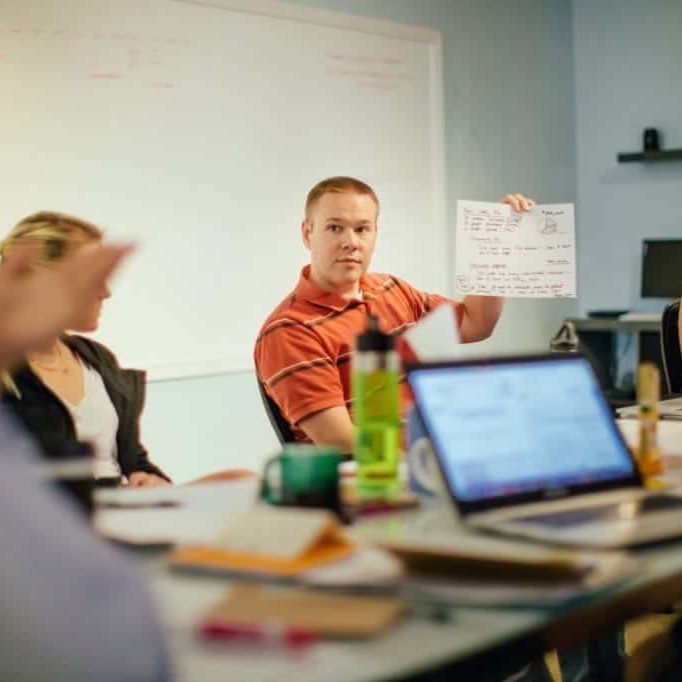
left=617, top=149, right=682, bottom=163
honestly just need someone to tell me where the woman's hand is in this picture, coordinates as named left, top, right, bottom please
left=127, top=471, right=171, bottom=487
left=0, top=241, right=133, bottom=368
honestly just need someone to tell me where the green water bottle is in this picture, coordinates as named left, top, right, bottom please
left=352, top=313, right=401, bottom=497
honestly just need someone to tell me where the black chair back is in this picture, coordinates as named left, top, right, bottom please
left=257, top=380, right=353, bottom=461
left=661, top=300, right=682, bottom=394
left=257, top=380, right=296, bottom=444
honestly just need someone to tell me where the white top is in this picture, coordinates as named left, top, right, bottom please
left=64, top=361, right=121, bottom=479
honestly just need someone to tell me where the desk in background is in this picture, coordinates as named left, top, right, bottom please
left=567, top=316, right=662, bottom=407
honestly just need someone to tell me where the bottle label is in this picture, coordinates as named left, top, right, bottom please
left=352, top=367, right=401, bottom=493
left=353, top=369, right=400, bottom=422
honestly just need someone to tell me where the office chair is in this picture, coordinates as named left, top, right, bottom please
left=256, top=380, right=353, bottom=460
left=660, top=300, right=682, bottom=394
left=257, top=379, right=296, bottom=444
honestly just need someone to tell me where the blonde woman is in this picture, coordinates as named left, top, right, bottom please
left=1, top=212, right=170, bottom=487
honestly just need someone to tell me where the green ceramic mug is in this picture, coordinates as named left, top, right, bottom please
left=261, top=444, right=342, bottom=514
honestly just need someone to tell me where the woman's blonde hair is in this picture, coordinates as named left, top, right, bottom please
left=0, top=211, right=104, bottom=396
left=0, top=211, right=103, bottom=264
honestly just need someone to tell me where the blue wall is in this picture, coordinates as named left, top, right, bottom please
left=573, top=0, right=682, bottom=314
left=144, top=0, right=577, bottom=482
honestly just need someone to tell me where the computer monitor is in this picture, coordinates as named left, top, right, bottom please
left=641, top=239, right=682, bottom=298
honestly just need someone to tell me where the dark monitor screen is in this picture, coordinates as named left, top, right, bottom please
left=641, top=240, right=682, bottom=298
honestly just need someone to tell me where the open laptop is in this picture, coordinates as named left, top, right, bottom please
left=407, top=354, right=682, bottom=548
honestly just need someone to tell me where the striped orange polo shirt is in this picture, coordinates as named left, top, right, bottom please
left=254, top=265, right=463, bottom=442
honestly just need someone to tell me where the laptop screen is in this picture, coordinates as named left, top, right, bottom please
left=408, top=356, right=638, bottom=509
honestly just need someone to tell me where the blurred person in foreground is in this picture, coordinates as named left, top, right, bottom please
left=0, top=239, right=171, bottom=682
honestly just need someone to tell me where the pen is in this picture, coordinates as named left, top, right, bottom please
left=199, top=621, right=318, bottom=649
left=355, top=500, right=400, bottom=517
left=97, top=501, right=180, bottom=509
left=353, top=497, right=419, bottom=517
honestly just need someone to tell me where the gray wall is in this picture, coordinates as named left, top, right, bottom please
left=144, top=0, right=577, bottom=482
left=573, top=0, right=682, bottom=314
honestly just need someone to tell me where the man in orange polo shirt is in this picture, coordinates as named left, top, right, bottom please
left=254, top=176, right=534, bottom=452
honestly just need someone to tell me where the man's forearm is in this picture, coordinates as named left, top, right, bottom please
left=308, top=426, right=355, bottom=455
left=299, top=406, right=356, bottom=454
left=459, top=295, right=504, bottom=343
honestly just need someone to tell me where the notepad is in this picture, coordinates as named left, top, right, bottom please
left=167, top=506, right=355, bottom=577
left=351, top=509, right=630, bottom=583
left=375, top=536, right=614, bottom=583
left=202, top=583, right=405, bottom=638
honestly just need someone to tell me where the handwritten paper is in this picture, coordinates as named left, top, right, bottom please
left=454, top=201, right=576, bottom=298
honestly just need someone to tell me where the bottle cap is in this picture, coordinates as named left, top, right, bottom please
left=356, top=313, right=395, bottom=352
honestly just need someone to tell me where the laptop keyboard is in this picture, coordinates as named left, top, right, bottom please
left=513, top=494, right=682, bottom=528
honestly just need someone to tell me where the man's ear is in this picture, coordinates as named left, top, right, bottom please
left=301, top=219, right=312, bottom=250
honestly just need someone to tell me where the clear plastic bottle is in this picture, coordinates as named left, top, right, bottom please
left=352, top=314, right=401, bottom=496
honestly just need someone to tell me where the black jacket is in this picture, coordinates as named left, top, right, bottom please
left=2, top=335, right=170, bottom=481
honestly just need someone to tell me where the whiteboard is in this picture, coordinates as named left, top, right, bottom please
left=0, top=0, right=446, bottom=379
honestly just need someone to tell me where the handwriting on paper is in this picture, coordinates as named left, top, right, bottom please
left=454, top=201, right=576, bottom=298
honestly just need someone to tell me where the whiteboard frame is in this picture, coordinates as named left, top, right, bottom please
left=173, top=0, right=440, bottom=43
left=140, top=0, right=448, bottom=382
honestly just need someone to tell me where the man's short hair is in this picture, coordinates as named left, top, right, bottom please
left=305, top=176, right=380, bottom=221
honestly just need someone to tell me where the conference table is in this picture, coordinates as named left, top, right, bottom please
left=100, top=421, right=682, bottom=681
